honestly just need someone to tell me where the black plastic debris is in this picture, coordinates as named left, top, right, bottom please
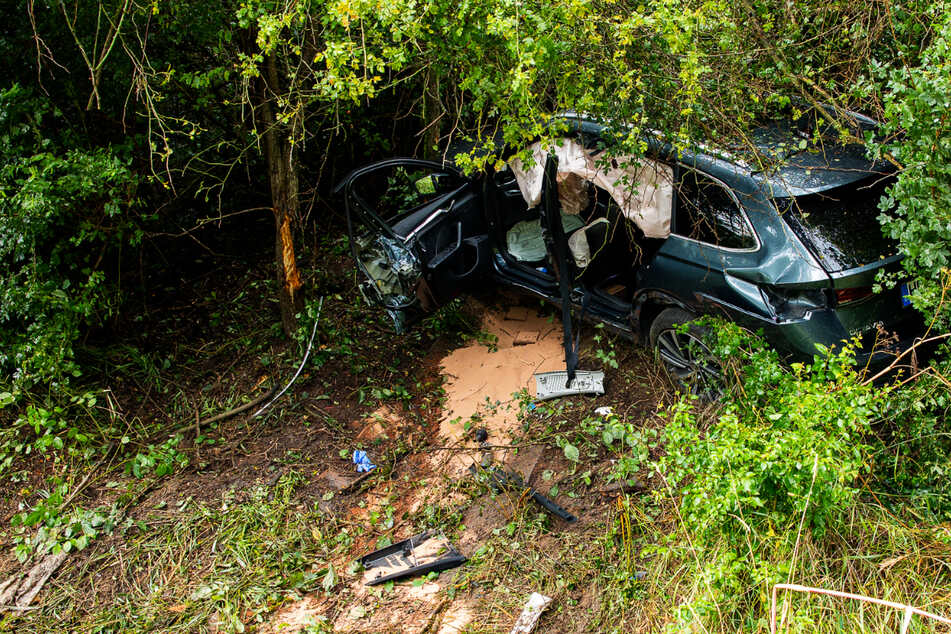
left=469, top=464, right=578, bottom=523
left=358, top=531, right=466, bottom=586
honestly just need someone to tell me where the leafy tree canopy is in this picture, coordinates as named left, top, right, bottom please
left=1, top=0, right=950, bottom=388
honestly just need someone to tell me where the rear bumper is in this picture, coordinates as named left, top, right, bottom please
left=753, top=308, right=928, bottom=373
left=854, top=327, right=934, bottom=375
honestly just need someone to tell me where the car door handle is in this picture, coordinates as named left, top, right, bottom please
left=428, top=222, right=463, bottom=269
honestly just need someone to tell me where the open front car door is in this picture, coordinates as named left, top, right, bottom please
left=338, top=159, right=493, bottom=332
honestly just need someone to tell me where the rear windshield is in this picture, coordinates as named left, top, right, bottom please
left=779, top=177, right=898, bottom=272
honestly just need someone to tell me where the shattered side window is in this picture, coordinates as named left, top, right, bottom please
left=674, top=171, right=757, bottom=250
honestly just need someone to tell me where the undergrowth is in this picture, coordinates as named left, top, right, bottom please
left=19, top=471, right=340, bottom=632
left=603, top=320, right=951, bottom=632
left=1, top=261, right=950, bottom=632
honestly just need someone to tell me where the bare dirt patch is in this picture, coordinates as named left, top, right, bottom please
left=438, top=298, right=566, bottom=477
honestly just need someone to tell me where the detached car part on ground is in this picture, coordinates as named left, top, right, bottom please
left=336, top=111, right=924, bottom=389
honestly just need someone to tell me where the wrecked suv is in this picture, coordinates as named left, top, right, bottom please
left=337, top=112, right=923, bottom=385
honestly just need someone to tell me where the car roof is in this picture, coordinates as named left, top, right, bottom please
left=554, top=111, right=893, bottom=198
left=442, top=110, right=893, bottom=198
left=741, top=117, right=894, bottom=197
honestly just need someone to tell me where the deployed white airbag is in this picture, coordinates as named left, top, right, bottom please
left=568, top=217, right=609, bottom=269
left=506, top=212, right=585, bottom=263
left=509, top=138, right=672, bottom=239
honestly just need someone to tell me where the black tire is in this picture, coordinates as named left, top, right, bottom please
left=648, top=307, right=722, bottom=397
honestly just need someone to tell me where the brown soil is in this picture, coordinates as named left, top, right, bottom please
left=440, top=300, right=566, bottom=431
left=438, top=297, right=567, bottom=477
left=1, top=243, right=671, bottom=633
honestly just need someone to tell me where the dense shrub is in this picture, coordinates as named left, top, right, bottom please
left=658, top=321, right=884, bottom=540
left=650, top=321, right=895, bottom=628
left=0, top=84, right=140, bottom=391
left=870, top=13, right=951, bottom=329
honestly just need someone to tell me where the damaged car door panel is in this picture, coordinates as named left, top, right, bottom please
left=338, top=159, right=493, bottom=331
left=339, top=112, right=924, bottom=379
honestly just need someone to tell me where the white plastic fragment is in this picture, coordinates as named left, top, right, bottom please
left=534, top=370, right=605, bottom=401
left=594, top=406, right=614, bottom=417
left=509, top=592, right=553, bottom=634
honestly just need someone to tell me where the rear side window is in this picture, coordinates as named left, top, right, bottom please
left=674, top=170, right=757, bottom=250
left=779, top=177, right=898, bottom=272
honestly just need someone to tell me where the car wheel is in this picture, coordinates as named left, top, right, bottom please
left=648, top=307, right=723, bottom=397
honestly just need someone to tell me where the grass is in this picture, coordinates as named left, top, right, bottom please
left=17, top=471, right=342, bottom=632
left=0, top=236, right=950, bottom=632
left=444, top=476, right=951, bottom=632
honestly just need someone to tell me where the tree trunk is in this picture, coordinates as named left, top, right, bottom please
left=421, top=71, right=442, bottom=159
left=259, top=56, right=303, bottom=336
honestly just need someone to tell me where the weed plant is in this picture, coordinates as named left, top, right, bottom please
left=607, top=320, right=951, bottom=631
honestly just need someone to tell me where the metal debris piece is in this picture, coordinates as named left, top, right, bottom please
left=359, top=531, right=466, bottom=586
left=510, top=592, right=553, bottom=634
left=534, top=370, right=605, bottom=401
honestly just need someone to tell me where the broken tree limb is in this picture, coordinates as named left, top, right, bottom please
left=341, top=446, right=412, bottom=496
left=0, top=550, right=69, bottom=611
left=770, top=583, right=951, bottom=634
left=862, top=332, right=951, bottom=385
left=163, top=385, right=277, bottom=440
left=0, top=468, right=169, bottom=613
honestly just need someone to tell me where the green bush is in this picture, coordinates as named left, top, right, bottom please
left=11, top=478, right=117, bottom=562
left=869, top=13, right=951, bottom=329
left=0, top=84, right=140, bottom=391
left=651, top=321, right=891, bottom=628
left=658, top=321, right=884, bottom=540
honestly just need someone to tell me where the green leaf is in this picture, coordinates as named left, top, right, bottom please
left=322, top=563, right=338, bottom=592
left=563, top=442, right=580, bottom=462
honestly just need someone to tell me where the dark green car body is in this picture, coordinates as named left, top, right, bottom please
left=338, top=113, right=922, bottom=370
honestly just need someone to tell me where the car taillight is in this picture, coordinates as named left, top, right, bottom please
left=835, top=287, right=874, bottom=305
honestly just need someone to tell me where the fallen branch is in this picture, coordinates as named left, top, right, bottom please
left=157, top=299, right=323, bottom=440
left=0, top=551, right=68, bottom=611
left=770, top=583, right=951, bottom=634
left=862, top=332, right=951, bottom=385
left=338, top=469, right=375, bottom=495
left=341, top=446, right=412, bottom=496
left=0, top=464, right=172, bottom=613
left=165, top=385, right=277, bottom=439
